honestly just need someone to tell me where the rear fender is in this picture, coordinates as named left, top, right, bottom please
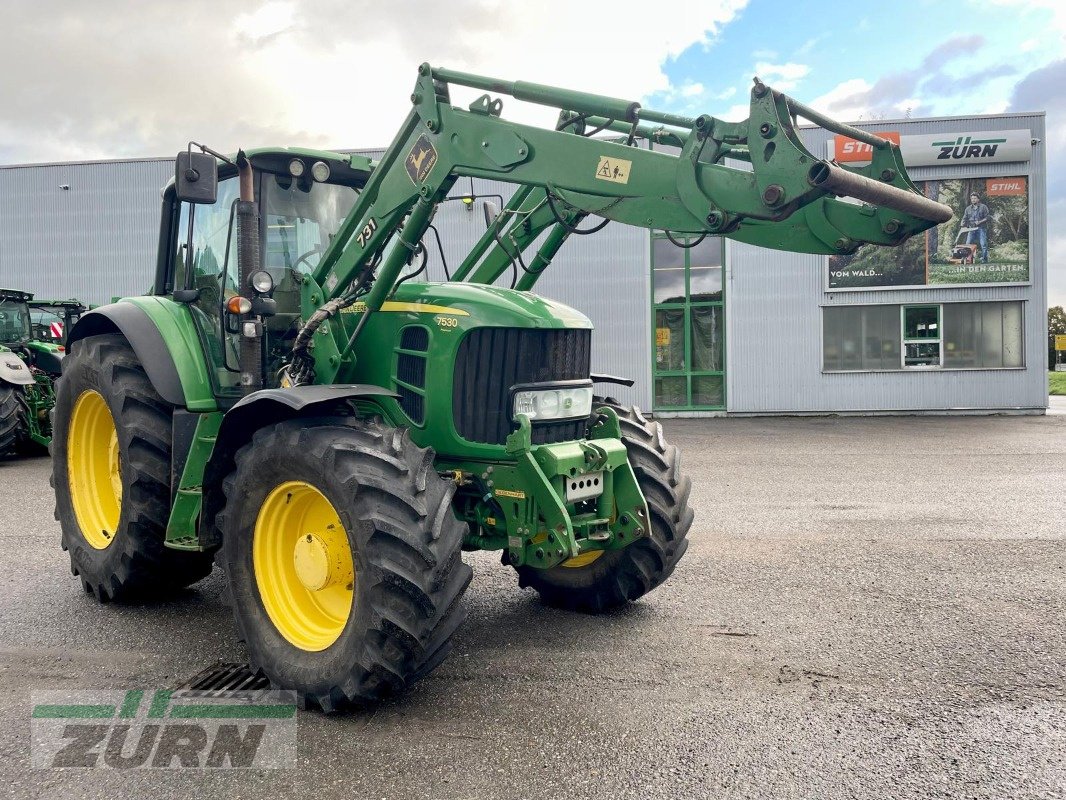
left=68, top=298, right=217, bottom=411
left=196, top=385, right=399, bottom=549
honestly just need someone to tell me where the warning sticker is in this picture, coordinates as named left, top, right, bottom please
left=596, top=156, right=631, bottom=184
left=656, top=327, right=670, bottom=346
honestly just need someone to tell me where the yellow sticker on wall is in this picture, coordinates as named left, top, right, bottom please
left=596, top=156, right=631, bottom=184
left=656, top=327, right=670, bottom=346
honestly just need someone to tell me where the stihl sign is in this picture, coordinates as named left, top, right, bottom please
left=831, top=129, right=1032, bottom=167
left=834, top=132, right=900, bottom=162
left=985, top=177, right=1027, bottom=196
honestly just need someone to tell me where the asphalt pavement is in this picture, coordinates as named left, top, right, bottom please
left=0, top=412, right=1063, bottom=799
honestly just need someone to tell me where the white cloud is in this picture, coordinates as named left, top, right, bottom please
left=681, top=82, right=705, bottom=98
left=808, top=78, right=873, bottom=121
left=720, top=102, right=750, bottom=122
left=234, top=1, right=297, bottom=43
left=0, top=0, right=751, bottom=163
left=753, top=61, right=810, bottom=91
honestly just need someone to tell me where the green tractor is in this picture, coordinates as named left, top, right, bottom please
left=0, top=289, right=63, bottom=454
left=30, top=298, right=90, bottom=347
left=51, top=65, right=950, bottom=709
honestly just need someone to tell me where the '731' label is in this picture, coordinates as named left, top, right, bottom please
left=356, top=218, right=378, bottom=248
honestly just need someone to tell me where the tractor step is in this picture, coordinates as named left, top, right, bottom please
left=173, top=661, right=271, bottom=695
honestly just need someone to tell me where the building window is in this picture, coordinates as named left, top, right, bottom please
left=823, top=301, right=1024, bottom=372
left=822, top=304, right=901, bottom=371
left=902, top=305, right=942, bottom=368
left=942, top=302, right=1024, bottom=368
left=651, top=235, right=725, bottom=410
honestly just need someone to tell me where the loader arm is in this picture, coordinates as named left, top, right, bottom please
left=299, top=63, right=950, bottom=382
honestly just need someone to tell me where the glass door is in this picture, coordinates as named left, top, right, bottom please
left=651, top=235, right=725, bottom=410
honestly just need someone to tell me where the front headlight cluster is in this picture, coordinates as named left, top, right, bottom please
left=513, top=386, right=593, bottom=422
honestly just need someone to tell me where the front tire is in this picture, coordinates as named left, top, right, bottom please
left=51, top=334, right=214, bottom=601
left=515, top=403, right=693, bottom=612
left=218, top=419, right=472, bottom=711
left=0, top=385, right=21, bottom=456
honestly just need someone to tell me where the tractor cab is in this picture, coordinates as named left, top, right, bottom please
left=160, top=148, right=372, bottom=397
left=29, top=299, right=89, bottom=347
left=0, top=289, right=33, bottom=349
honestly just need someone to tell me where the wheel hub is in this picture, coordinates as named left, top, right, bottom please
left=293, top=531, right=351, bottom=591
left=253, top=481, right=356, bottom=652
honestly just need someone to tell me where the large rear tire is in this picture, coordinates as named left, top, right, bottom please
left=514, top=403, right=692, bottom=612
left=51, top=334, right=214, bottom=601
left=0, top=385, right=21, bottom=456
left=218, top=419, right=472, bottom=711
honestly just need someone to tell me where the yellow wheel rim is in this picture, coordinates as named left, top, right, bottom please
left=561, top=550, right=604, bottom=569
left=67, top=390, right=121, bottom=550
left=253, top=481, right=355, bottom=652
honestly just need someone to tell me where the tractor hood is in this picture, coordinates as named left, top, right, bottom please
left=0, top=347, right=33, bottom=386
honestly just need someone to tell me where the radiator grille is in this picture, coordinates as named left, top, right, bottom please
left=400, top=326, right=430, bottom=351
left=452, top=327, right=591, bottom=445
left=396, top=350, right=427, bottom=424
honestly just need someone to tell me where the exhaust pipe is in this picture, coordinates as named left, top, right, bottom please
left=808, top=162, right=952, bottom=225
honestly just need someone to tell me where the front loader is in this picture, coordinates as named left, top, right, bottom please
left=51, top=64, right=951, bottom=710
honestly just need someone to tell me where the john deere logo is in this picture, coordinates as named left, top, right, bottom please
left=405, top=134, right=438, bottom=184
left=933, top=135, right=1007, bottom=161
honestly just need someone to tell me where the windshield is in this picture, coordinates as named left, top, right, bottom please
left=262, top=174, right=359, bottom=276
left=0, top=299, right=31, bottom=344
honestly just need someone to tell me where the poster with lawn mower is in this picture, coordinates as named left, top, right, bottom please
left=828, top=176, right=1029, bottom=289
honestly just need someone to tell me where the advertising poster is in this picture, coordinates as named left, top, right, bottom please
left=827, top=176, right=1030, bottom=289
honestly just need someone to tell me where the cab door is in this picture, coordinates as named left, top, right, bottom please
left=171, top=176, right=243, bottom=399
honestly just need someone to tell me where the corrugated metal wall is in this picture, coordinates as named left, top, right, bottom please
left=0, top=151, right=653, bottom=408
left=0, top=159, right=172, bottom=304
left=727, top=112, right=1047, bottom=412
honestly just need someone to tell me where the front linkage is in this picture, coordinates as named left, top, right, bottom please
left=444, top=407, right=647, bottom=569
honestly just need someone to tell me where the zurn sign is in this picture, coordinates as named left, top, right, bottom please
left=30, top=689, right=296, bottom=769
left=831, top=129, right=1032, bottom=167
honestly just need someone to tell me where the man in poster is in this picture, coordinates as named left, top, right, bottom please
left=962, top=192, right=991, bottom=263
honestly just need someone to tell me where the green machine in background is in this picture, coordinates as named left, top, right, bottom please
left=0, top=289, right=64, bottom=453
left=50, top=65, right=951, bottom=710
left=29, top=298, right=90, bottom=347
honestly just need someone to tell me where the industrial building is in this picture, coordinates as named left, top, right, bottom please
left=0, top=111, right=1047, bottom=415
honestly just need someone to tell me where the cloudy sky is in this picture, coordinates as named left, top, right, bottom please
left=1, top=0, right=1063, bottom=305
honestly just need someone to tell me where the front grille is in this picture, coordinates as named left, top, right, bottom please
left=397, top=352, right=426, bottom=387
left=401, top=326, right=429, bottom=351
left=453, top=327, right=591, bottom=445
left=396, top=350, right=427, bottom=424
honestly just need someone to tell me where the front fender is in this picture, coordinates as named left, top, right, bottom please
left=0, top=353, right=34, bottom=386
left=197, top=385, right=399, bottom=548
left=68, top=298, right=217, bottom=411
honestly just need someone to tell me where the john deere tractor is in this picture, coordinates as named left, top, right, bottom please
left=0, top=289, right=62, bottom=454
left=52, top=65, right=950, bottom=709
left=30, top=298, right=90, bottom=347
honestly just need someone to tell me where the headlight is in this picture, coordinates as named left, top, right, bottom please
left=249, top=270, right=274, bottom=294
left=311, top=161, right=331, bottom=182
left=513, top=386, right=593, bottom=422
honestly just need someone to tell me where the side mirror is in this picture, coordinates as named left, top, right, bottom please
left=482, top=199, right=500, bottom=228
left=175, top=151, right=218, bottom=204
